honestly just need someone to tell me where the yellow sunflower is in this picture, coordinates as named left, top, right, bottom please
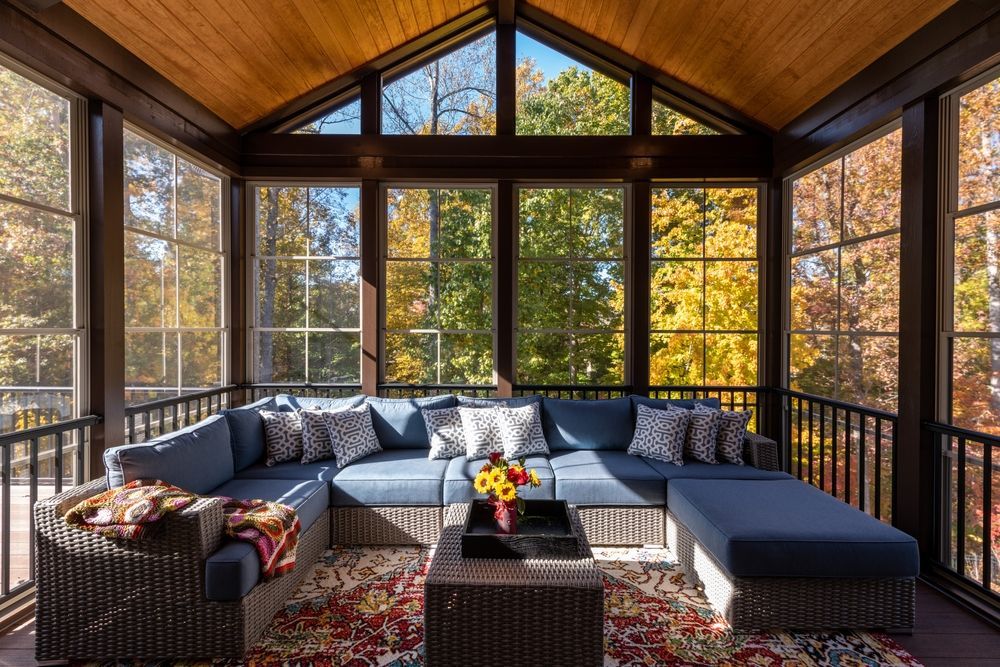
left=473, top=471, right=491, bottom=494
left=529, top=469, right=541, bottom=487
left=487, top=469, right=506, bottom=489
left=497, top=482, right=517, bottom=503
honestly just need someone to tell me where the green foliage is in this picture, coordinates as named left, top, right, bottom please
left=517, top=65, right=629, bottom=136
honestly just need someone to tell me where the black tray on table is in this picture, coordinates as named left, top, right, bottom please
left=461, top=499, right=580, bottom=559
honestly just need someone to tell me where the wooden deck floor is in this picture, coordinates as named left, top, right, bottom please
left=0, top=581, right=993, bottom=665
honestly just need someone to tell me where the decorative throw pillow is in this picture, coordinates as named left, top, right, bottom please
left=321, top=405, right=381, bottom=468
left=627, top=403, right=689, bottom=465
left=676, top=405, right=721, bottom=464
left=459, top=406, right=505, bottom=460
left=260, top=410, right=303, bottom=466
left=696, top=403, right=751, bottom=465
left=497, top=403, right=548, bottom=459
left=422, top=407, right=467, bottom=460
left=299, top=407, right=348, bottom=464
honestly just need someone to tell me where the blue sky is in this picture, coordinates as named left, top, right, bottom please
left=517, top=31, right=588, bottom=84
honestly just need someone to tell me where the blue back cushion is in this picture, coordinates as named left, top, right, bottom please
left=104, top=414, right=234, bottom=494
left=456, top=395, right=542, bottom=408
left=366, top=395, right=456, bottom=448
left=221, top=396, right=276, bottom=471
left=630, top=394, right=722, bottom=417
left=542, top=397, right=635, bottom=450
left=277, top=394, right=366, bottom=412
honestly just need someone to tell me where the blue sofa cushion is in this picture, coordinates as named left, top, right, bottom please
left=204, top=479, right=328, bottom=601
left=279, top=394, right=366, bottom=412
left=330, top=449, right=448, bottom=506
left=550, top=450, right=664, bottom=505
left=642, top=458, right=792, bottom=486
left=366, top=396, right=456, bottom=449
left=220, top=396, right=277, bottom=472
left=234, top=460, right=338, bottom=485
left=630, top=395, right=722, bottom=416
left=542, top=397, right=634, bottom=450
left=103, top=415, right=234, bottom=494
left=443, top=455, right=555, bottom=505
left=456, top=395, right=542, bottom=408
left=668, top=479, right=919, bottom=578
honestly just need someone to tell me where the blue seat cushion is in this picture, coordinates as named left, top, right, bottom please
left=668, top=479, right=919, bottom=578
left=630, top=395, right=721, bottom=416
left=550, top=450, right=664, bottom=505
left=366, top=395, right=456, bottom=449
left=542, top=397, right=634, bottom=450
left=204, top=478, right=328, bottom=601
left=330, top=449, right=448, bottom=506
left=642, top=458, right=792, bottom=486
left=443, top=456, right=555, bottom=505
left=234, top=460, right=339, bottom=485
left=220, top=396, right=277, bottom=472
left=103, top=415, right=234, bottom=494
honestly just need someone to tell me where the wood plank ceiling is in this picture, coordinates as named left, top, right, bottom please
left=61, top=0, right=957, bottom=131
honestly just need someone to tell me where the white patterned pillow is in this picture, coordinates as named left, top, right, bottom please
left=422, top=407, right=466, bottom=460
left=676, top=405, right=721, bottom=463
left=321, top=405, right=381, bottom=468
left=299, top=408, right=333, bottom=464
left=696, top=404, right=751, bottom=465
left=459, top=406, right=504, bottom=460
left=497, top=403, right=548, bottom=459
left=627, top=404, right=689, bottom=465
left=260, top=410, right=303, bottom=466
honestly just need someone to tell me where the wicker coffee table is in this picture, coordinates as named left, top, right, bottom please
left=424, top=503, right=604, bottom=667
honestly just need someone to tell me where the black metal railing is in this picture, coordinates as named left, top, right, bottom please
left=513, top=385, right=632, bottom=399
left=926, top=421, right=1000, bottom=599
left=124, top=385, right=236, bottom=445
left=0, top=415, right=100, bottom=610
left=777, top=389, right=897, bottom=523
left=247, top=384, right=363, bottom=401
left=378, top=384, right=493, bottom=398
left=0, top=387, right=74, bottom=435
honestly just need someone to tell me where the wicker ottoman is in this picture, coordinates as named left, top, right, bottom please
left=425, top=504, right=604, bottom=667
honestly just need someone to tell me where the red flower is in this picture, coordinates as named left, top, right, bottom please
left=480, top=464, right=491, bottom=474
left=488, top=452, right=502, bottom=464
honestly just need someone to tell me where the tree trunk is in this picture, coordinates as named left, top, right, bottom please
left=259, top=189, right=280, bottom=382
left=986, top=223, right=1000, bottom=417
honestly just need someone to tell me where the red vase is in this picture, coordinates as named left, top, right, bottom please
left=492, top=500, right=518, bottom=534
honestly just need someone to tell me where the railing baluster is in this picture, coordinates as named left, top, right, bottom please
left=957, top=436, right=967, bottom=577
left=831, top=406, right=839, bottom=498
left=128, top=413, right=136, bottom=445
left=819, top=403, right=826, bottom=492
left=874, top=417, right=882, bottom=521
left=75, top=426, right=85, bottom=486
left=807, top=400, right=815, bottom=485
left=28, top=436, right=37, bottom=581
left=983, top=442, right=993, bottom=591
left=796, top=397, right=803, bottom=480
left=3, top=441, right=10, bottom=596
left=54, top=431, right=63, bottom=495
left=858, top=414, right=867, bottom=514
left=844, top=410, right=853, bottom=507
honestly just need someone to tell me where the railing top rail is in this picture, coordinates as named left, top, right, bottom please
left=0, top=414, right=101, bottom=448
left=649, top=385, right=764, bottom=392
left=378, top=384, right=496, bottom=390
left=246, top=383, right=363, bottom=390
left=775, top=387, right=898, bottom=420
left=124, top=385, right=237, bottom=416
left=513, top=384, right=633, bottom=392
left=924, top=420, right=1000, bottom=447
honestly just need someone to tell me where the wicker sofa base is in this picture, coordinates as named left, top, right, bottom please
left=331, top=506, right=442, bottom=545
left=577, top=506, right=665, bottom=546
left=666, top=512, right=915, bottom=632
left=35, top=480, right=329, bottom=660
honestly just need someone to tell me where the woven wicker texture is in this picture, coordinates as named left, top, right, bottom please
left=666, top=512, right=915, bottom=631
left=577, top=506, right=665, bottom=546
left=35, top=479, right=329, bottom=660
left=331, top=506, right=442, bottom=545
left=424, top=504, right=604, bottom=666
left=744, top=432, right=780, bottom=471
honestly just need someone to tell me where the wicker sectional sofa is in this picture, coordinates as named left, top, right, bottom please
left=34, top=393, right=918, bottom=660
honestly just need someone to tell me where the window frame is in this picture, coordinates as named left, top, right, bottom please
left=123, top=123, right=230, bottom=403
left=249, top=180, right=363, bottom=385
left=938, top=65, right=1000, bottom=426
left=379, top=182, right=499, bottom=387
left=0, top=53, right=88, bottom=426
left=513, top=182, right=632, bottom=386
left=781, top=120, right=903, bottom=408
left=649, top=181, right=764, bottom=387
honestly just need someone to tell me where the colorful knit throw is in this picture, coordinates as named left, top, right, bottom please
left=65, top=479, right=301, bottom=578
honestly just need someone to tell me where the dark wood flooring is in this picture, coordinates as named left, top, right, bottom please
left=0, top=581, right=994, bottom=666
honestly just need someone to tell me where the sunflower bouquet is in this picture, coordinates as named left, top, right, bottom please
left=473, top=452, right=541, bottom=532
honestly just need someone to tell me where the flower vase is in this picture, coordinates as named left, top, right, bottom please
left=493, top=500, right=518, bottom=535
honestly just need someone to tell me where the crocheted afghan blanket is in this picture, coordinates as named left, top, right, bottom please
left=65, top=479, right=301, bottom=578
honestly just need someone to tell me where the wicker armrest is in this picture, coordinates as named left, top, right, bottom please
left=35, top=479, right=225, bottom=560
left=742, top=432, right=781, bottom=471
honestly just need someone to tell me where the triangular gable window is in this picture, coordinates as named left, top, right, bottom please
left=291, top=95, right=361, bottom=134
left=652, top=97, right=722, bottom=135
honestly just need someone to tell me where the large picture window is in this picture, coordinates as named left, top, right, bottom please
left=650, top=186, right=759, bottom=387
left=383, top=187, right=495, bottom=385
left=254, top=185, right=361, bottom=384
left=786, top=126, right=902, bottom=412
left=124, top=129, right=226, bottom=404
left=0, top=61, right=82, bottom=434
left=516, top=186, right=626, bottom=384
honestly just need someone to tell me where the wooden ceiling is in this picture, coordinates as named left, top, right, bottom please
left=61, top=0, right=958, bottom=131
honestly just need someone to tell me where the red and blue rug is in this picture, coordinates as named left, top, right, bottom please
left=225, top=545, right=920, bottom=666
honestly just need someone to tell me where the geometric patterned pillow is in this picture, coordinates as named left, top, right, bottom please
left=496, top=403, right=548, bottom=459
left=627, top=403, right=689, bottom=465
left=677, top=405, right=721, bottom=464
left=458, top=406, right=504, bottom=460
left=260, top=410, right=303, bottom=466
left=696, top=404, right=751, bottom=465
left=299, top=408, right=336, bottom=464
left=422, top=406, right=466, bottom=460
left=321, top=404, right=381, bottom=468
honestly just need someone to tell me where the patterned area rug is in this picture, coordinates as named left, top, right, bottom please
left=224, top=545, right=919, bottom=667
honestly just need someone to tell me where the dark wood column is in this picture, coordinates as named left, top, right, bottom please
left=761, top=177, right=785, bottom=445
left=631, top=74, right=653, bottom=137
left=496, top=180, right=515, bottom=397
left=496, top=0, right=516, bottom=137
left=229, top=177, right=248, bottom=405
left=896, top=98, right=939, bottom=550
left=630, top=180, right=651, bottom=396
left=360, top=179, right=380, bottom=396
left=87, top=101, right=125, bottom=480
